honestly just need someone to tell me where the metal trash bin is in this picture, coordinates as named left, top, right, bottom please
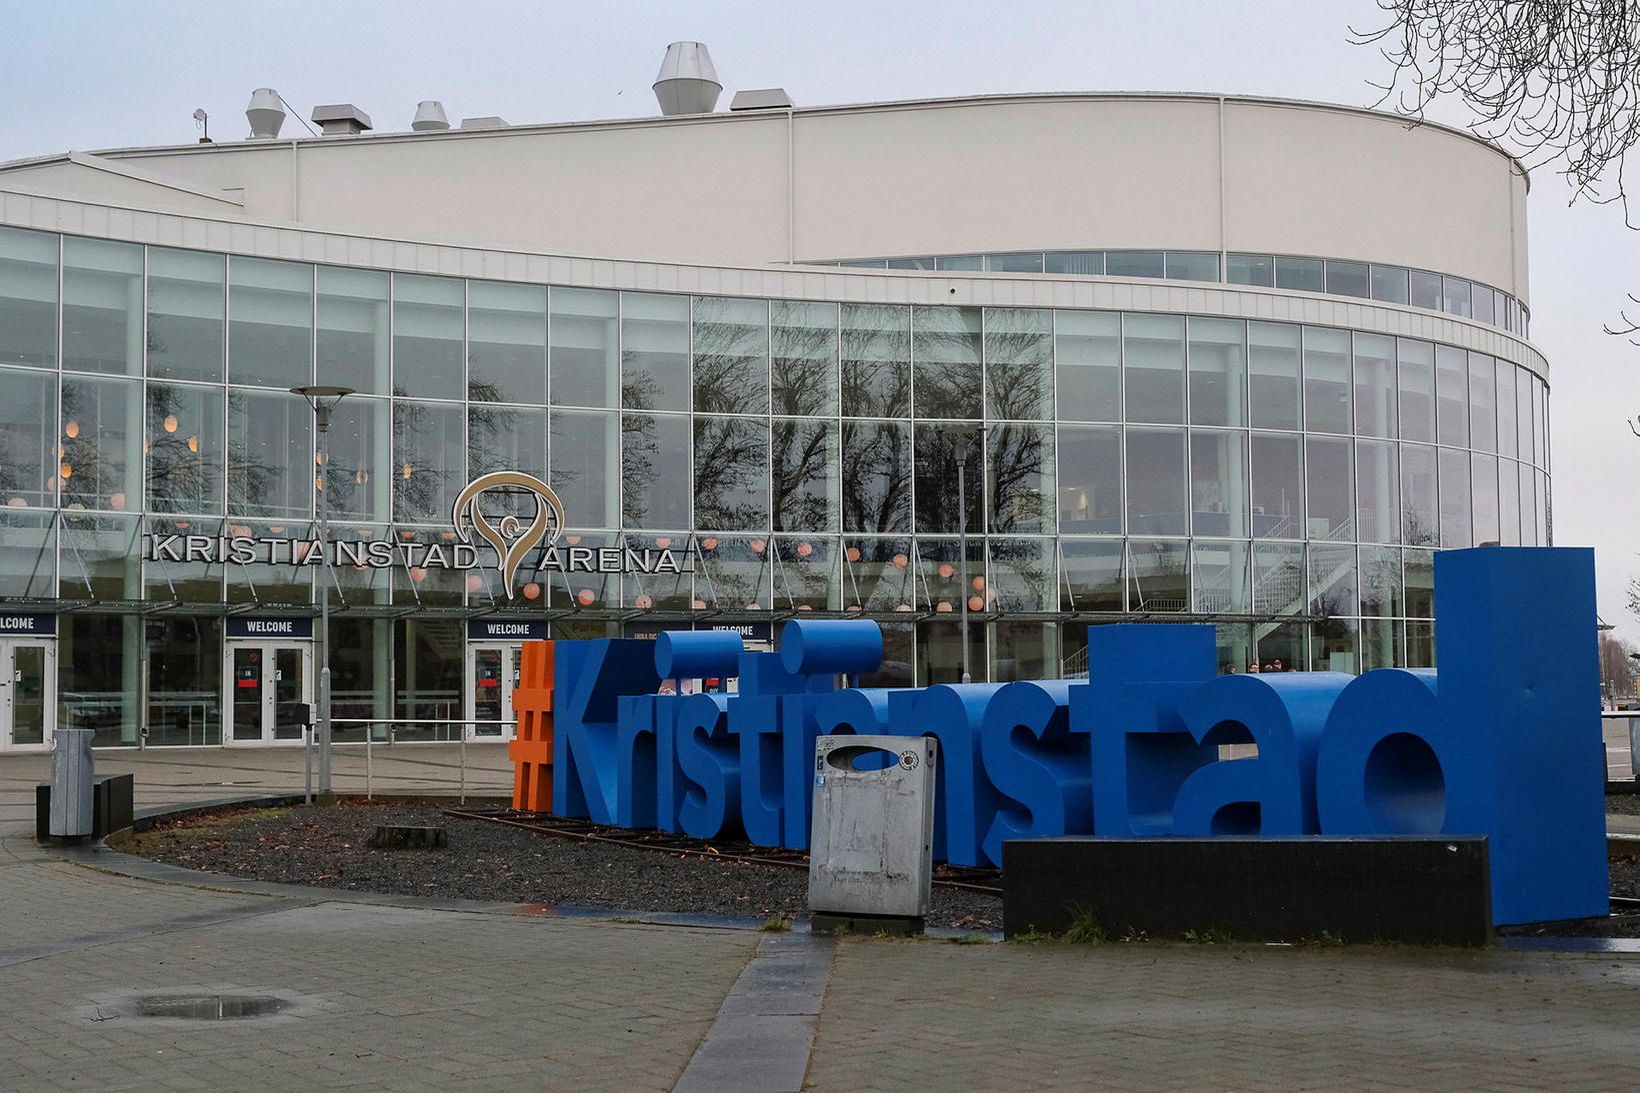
left=808, top=734, right=937, bottom=926
left=49, top=728, right=95, bottom=838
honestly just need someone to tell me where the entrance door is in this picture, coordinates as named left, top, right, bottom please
left=225, top=642, right=313, bottom=745
left=465, top=644, right=520, bottom=741
left=0, top=639, right=56, bottom=750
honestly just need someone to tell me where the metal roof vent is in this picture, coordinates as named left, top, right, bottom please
left=312, top=104, right=373, bottom=136
left=245, top=88, right=285, bottom=140
left=411, top=101, right=451, bottom=132
left=653, top=41, right=721, bottom=116
left=730, top=88, right=795, bottom=111
left=458, top=116, right=508, bottom=130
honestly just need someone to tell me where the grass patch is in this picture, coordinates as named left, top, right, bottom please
left=1062, top=904, right=1106, bottom=944
left=1182, top=927, right=1236, bottom=944
left=758, top=915, right=792, bottom=933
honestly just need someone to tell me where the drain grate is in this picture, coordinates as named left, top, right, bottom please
left=133, top=993, right=288, bottom=1021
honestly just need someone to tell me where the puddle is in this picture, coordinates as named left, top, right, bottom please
left=135, top=993, right=288, bottom=1020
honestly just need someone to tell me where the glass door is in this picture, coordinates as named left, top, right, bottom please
left=226, top=643, right=313, bottom=744
left=466, top=644, right=519, bottom=741
left=1, top=640, right=55, bottom=749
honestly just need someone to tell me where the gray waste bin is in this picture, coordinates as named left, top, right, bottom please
left=49, top=728, right=96, bottom=838
left=808, top=734, right=937, bottom=920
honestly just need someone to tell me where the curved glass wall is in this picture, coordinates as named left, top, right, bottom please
left=0, top=226, right=1552, bottom=742
left=820, top=249, right=1528, bottom=336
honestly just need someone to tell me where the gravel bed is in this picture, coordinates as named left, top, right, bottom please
left=1606, top=791, right=1640, bottom=816
left=117, top=802, right=1002, bottom=931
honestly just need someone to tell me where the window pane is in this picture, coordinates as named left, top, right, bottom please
left=1396, top=339, right=1435, bottom=443
left=988, top=423, right=1053, bottom=533
left=551, top=288, right=621, bottom=409
left=1274, top=257, right=1323, bottom=292
left=1127, top=539, right=1189, bottom=612
left=326, top=395, right=392, bottom=522
left=1302, top=327, right=1351, bottom=435
left=1404, top=549, right=1435, bottom=618
left=1189, top=429, right=1248, bottom=537
left=841, top=421, right=911, bottom=533
left=988, top=538, right=1055, bottom=611
left=1251, top=432, right=1304, bottom=539
left=772, top=301, right=838, bottom=416
left=1325, top=260, right=1370, bottom=298
left=148, top=248, right=224, bottom=383
left=1472, top=283, right=1496, bottom=324
left=1356, top=439, right=1400, bottom=544
left=772, top=417, right=837, bottom=532
left=1311, top=619, right=1358, bottom=672
left=1309, top=542, right=1357, bottom=617
left=1517, top=458, right=1536, bottom=544
left=1516, top=371, right=1534, bottom=463
left=1435, top=346, right=1468, bottom=447
left=1045, top=251, right=1103, bottom=275
left=1124, top=314, right=1185, bottom=424
left=843, top=537, right=916, bottom=611
left=1248, top=321, right=1300, bottom=430
left=1193, top=540, right=1250, bottom=613
left=0, top=227, right=57, bottom=368
left=392, top=274, right=463, bottom=400
left=1125, top=427, right=1187, bottom=536
left=1438, top=446, right=1471, bottom=548
left=1400, top=443, right=1437, bottom=546
left=913, top=422, right=982, bottom=532
left=986, top=252, right=1043, bottom=273
left=392, top=399, right=464, bottom=523
left=1166, top=251, right=1219, bottom=282
left=1353, top=333, right=1398, bottom=438
left=468, top=280, right=547, bottom=405
left=60, top=513, right=140, bottom=601
left=549, top=409, right=618, bottom=528
left=316, top=266, right=389, bottom=396
left=1408, top=270, right=1442, bottom=310
left=1370, top=265, right=1409, bottom=304
left=60, top=376, right=140, bottom=512
left=1496, top=362, right=1517, bottom=457
left=1187, top=317, right=1245, bottom=426
left=1057, top=425, right=1121, bottom=534
left=147, top=383, right=224, bottom=514
left=1468, top=353, right=1497, bottom=452
left=623, top=412, right=691, bottom=528
left=1253, top=542, right=1305, bottom=616
left=1055, top=311, right=1120, bottom=422
left=62, top=238, right=141, bottom=375
left=1305, top=436, right=1353, bottom=541
left=1442, top=276, right=1471, bottom=317
left=694, top=415, right=769, bottom=530
left=1359, top=546, right=1403, bottom=618
left=1471, top=453, right=1501, bottom=545
left=1106, top=251, right=1164, bottom=278
left=0, top=366, right=56, bottom=507
left=841, top=304, right=910, bottom=418
left=936, top=255, right=983, bottom=271
left=1226, top=253, right=1274, bottom=287
left=886, top=257, right=934, bottom=270
left=1498, top=458, right=1521, bottom=546
left=469, top=399, right=547, bottom=488
left=1537, top=471, right=1549, bottom=545
left=229, top=257, right=311, bottom=389
left=228, top=387, right=311, bottom=518
left=985, top=308, right=1053, bottom=420
left=0, top=509, right=54, bottom=598
left=912, top=306, right=982, bottom=419
left=773, top=535, right=837, bottom=611
left=1060, top=539, right=1123, bottom=612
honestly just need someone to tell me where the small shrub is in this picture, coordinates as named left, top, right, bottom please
left=758, top=916, right=792, bottom=933
left=1062, top=904, right=1106, bottom=944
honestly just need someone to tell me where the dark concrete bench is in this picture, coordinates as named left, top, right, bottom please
left=1003, top=836, right=1492, bottom=946
left=36, top=773, right=136, bottom=842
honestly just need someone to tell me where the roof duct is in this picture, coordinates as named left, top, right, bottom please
left=312, top=104, right=373, bottom=136
left=245, top=88, right=285, bottom=140
left=653, top=41, right=721, bottom=116
left=412, top=100, right=451, bottom=132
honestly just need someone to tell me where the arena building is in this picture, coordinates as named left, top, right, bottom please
left=0, top=43, right=1548, bottom=749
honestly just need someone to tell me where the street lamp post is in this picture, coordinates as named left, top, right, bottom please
left=955, top=451, right=972, bottom=685
left=292, top=385, right=354, bottom=799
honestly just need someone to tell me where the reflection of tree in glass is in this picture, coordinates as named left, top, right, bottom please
left=772, top=302, right=838, bottom=417
left=392, top=401, right=458, bottom=522
left=913, top=424, right=983, bottom=534
left=987, top=538, right=1052, bottom=611
left=147, top=384, right=214, bottom=512
left=842, top=305, right=910, bottom=418
left=692, top=299, right=770, bottom=415
left=60, top=380, right=127, bottom=510
left=841, top=537, right=915, bottom=611
left=465, top=375, right=534, bottom=519
left=984, top=309, right=1054, bottom=421
left=622, top=412, right=661, bottom=526
left=912, top=306, right=982, bottom=420
left=988, top=424, right=1049, bottom=533
left=693, top=417, right=768, bottom=529
left=772, top=419, right=833, bottom=531
left=841, top=422, right=910, bottom=533
left=776, top=538, right=834, bottom=609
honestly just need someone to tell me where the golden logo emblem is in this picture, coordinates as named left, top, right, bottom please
left=450, top=471, right=566, bottom=598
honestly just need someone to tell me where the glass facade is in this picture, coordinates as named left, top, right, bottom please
left=0, top=225, right=1552, bottom=745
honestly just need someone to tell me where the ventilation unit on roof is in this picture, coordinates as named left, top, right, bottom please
left=245, top=89, right=285, bottom=139
left=730, top=89, right=794, bottom=111
left=653, top=41, right=721, bottom=116
left=412, top=101, right=451, bottom=131
left=312, top=105, right=373, bottom=136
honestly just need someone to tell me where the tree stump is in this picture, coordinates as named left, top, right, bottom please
left=367, top=825, right=448, bottom=850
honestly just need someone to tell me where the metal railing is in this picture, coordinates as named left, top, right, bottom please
left=302, top=718, right=517, bottom=805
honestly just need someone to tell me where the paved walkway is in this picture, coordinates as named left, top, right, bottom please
left=5, top=745, right=1640, bottom=1089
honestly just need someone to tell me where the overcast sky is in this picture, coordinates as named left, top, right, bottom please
left=3, top=0, right=1635, bottom=638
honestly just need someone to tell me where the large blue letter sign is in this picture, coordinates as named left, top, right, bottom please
left=543, top=548, right=1607, bottom=925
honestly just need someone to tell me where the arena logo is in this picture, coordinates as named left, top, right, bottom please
left=543, top=547, right=1609, bottom=928
left=142, top=470, right=690, bottom=597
